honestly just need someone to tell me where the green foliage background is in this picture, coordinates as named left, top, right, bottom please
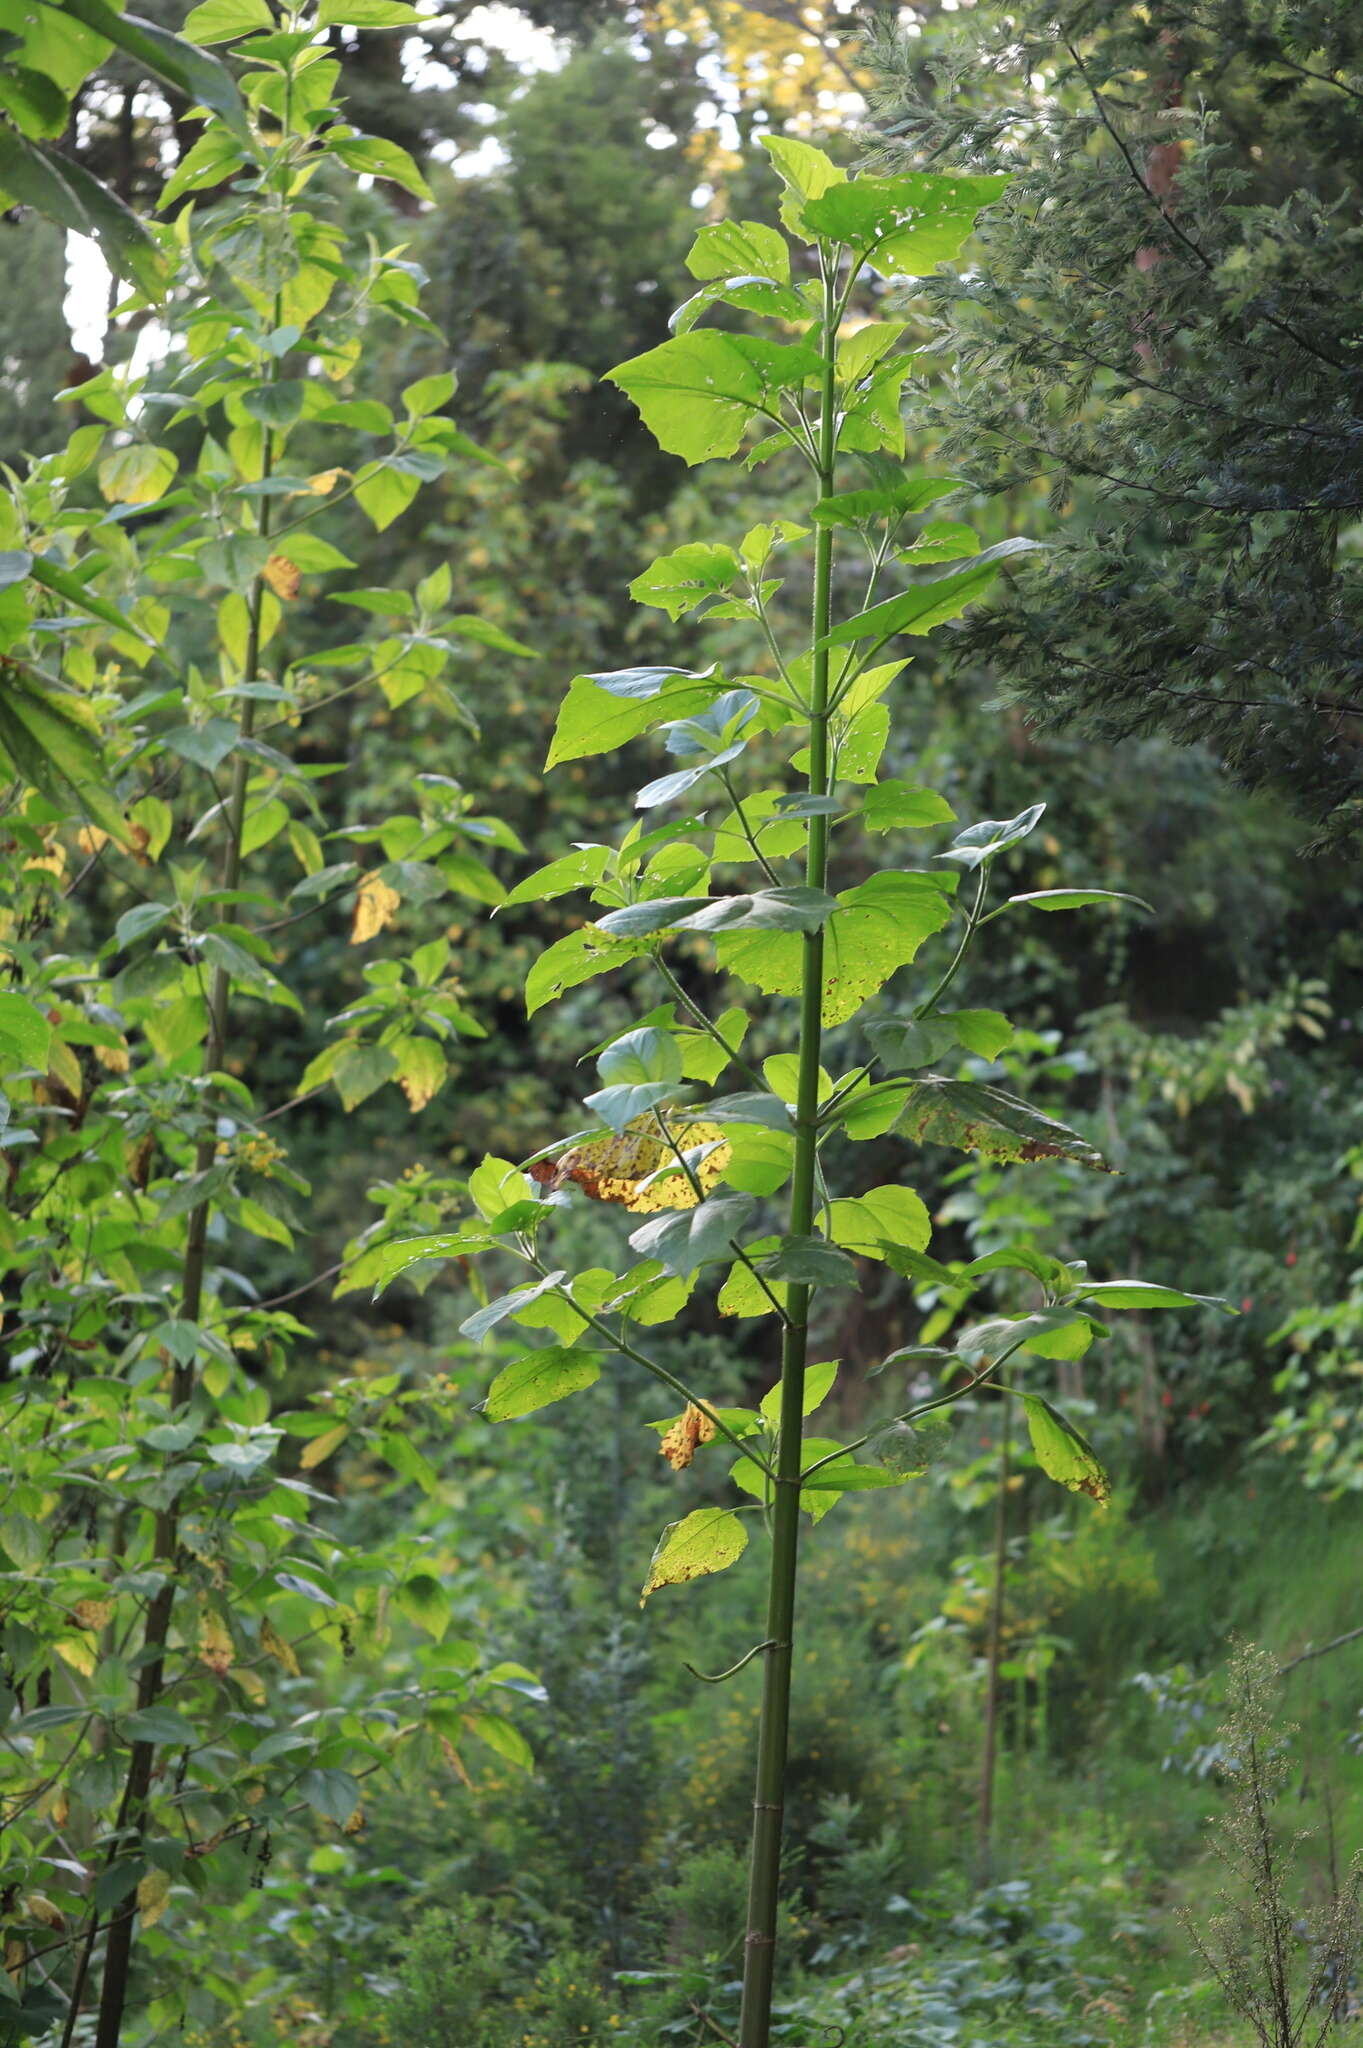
left=1, top=2, right=1361, bottom=2044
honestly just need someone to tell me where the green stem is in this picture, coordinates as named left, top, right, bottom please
left=737, top=254, right=839, bottom=2048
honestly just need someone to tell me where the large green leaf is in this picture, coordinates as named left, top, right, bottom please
left=66, top=0, right=247, bottom=134
left=484, top=1347, right=601, bottom=1421
left=686, top=218, right=790, bottom=283
left=803, top=170, right=1012, bottom=277
left=1018, top=1394, right=1110, bottom=1505
left=629, top=544, right=742, bottom=620
left=608, top=333, right=822, bottom=465
left=896, top=1078, right=1112, bottom=1172
left=0, top=671, right=126, bottom=840
left=818, top=538, right=1042, bottom=652
left=628, top=1193, right=755, bottom=1277
left=547, top=666, right=719, bottom=769
left=525, top=927, right=653, bottom=1016
left=716, top=871, right=953, bottom=1026
left=827, top=1184, right=932, bottom=1262
left=597, top=887, right=837, bottom=941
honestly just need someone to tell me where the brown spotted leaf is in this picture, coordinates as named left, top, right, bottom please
left=659, top=1402, right=719, bottom=1470
left=1019, top=1393, right=1111, bottom=1505
left=641, top=1507, right=747, bottom=1603
left=896, top=1078, right=1112, bottom=1172
left=527, top=1116, right=729, bottom=1214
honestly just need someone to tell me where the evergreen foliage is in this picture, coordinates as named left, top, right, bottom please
left=860, top=3, right=1363, bottom=847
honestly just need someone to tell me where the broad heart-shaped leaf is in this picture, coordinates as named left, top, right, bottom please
left=1018, top=1394, right=1110, bottom=1506
left=867, top=1008, right=1014, bottom=1071
left=811, top=475, right=963, bottom=528
left=803, top=170, right=1012, bottom=277
left=828, top=1185, right=931, bottom=1264
left=597, top=887, right=837, bottom=942
left=897, top=1078, right=1113, bottom=1173
left=1001, top=888, right=1155, bottom=916
left=629, top=1193, right=755, bottom=1276
left=716, top=872, right=954, bottom=1028
left=642, top=1507, right=748, bottom=1603
left=671, top=275, right=810, bottom=337
left=547, top=666, right=720, bottom=768
left=942, top=803, right=1046, bottom=870
left=687, top=218, right=790, bottom=283
left=630, top=543, right=742, bottom=622
left=1075, top=1281, right=1235, bottom=1313
left=484, top=1347, right=601, bottom=1421
left=598, top=1025, right=683, bottom=1088
left=818, top=538, right=1043, bottom=652
left=607, top=333, right=823, bottom=465
left=862, top=781, right=957, bottom=832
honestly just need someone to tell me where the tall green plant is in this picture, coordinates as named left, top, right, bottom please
left=374, top=139, right=1229, bottom=2045
left=0, top=4, right=540, bottom=2040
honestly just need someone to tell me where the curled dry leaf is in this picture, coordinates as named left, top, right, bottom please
left=659, top=1401, right=718, bottom=1470
left=351, top=871, right=401, bottom=944
left=263, top=553, right=301, bottom=600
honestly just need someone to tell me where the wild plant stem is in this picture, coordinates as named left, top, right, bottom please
left=737, top=253, right=839, bottom=2048
left=92, top=401, right=277, bottom=2048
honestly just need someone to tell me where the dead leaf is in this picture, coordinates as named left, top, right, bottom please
left=76, top=826, right=109, bottom=855
left=263, top=554, right=301, bottom=600
left=198, top=1608, right=234, bottom=1675
left=74, top=1598, right=114, bottom=1630
left=351, top=871, right=400, bottom=944
left=261, top=1619, right=300, bottom=1677
left=136, top=1869, right=170, bottom=1928
left=660, top=1402, right=718, bottom=1471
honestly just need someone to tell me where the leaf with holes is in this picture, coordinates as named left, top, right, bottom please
left=897, top=1079, right=1112, bottom=1172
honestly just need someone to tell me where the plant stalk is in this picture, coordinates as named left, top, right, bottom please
left=737, top=259, right=839, bottom=2048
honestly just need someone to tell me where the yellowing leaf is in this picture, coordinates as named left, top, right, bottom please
left=642, top=1507, right=748, bottom=1602
left=351, top=871, right=400, bottom=944
left=23, top=1892, right=64, bottom=1931
left=396, top=1036, right=446, bottom=1112
left=263, top=553, right=301, bottom=600
left=94, top=1038, right=131, bottom=1074
left=73, top=1597, right=115, bottom=1630
left=98, top=441, right=177, bottom=505
left=76, top=826, right=110, bottom=855
left=305, top=467, right=344, bottom=493
left=136, top=1869, right=171, bottom=1929
left=261, top=1619, right=300, bottom=1677
left=528, top=1117, right=730, bottom=1214
left=53, top=1636, right=96, bottom=1676
left=198, top=1609, right=234, bottom=1674
left=300, top=1423, right=348, bottom=1470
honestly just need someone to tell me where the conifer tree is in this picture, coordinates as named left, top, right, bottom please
left=861, top=2, right=1363, bottom=848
